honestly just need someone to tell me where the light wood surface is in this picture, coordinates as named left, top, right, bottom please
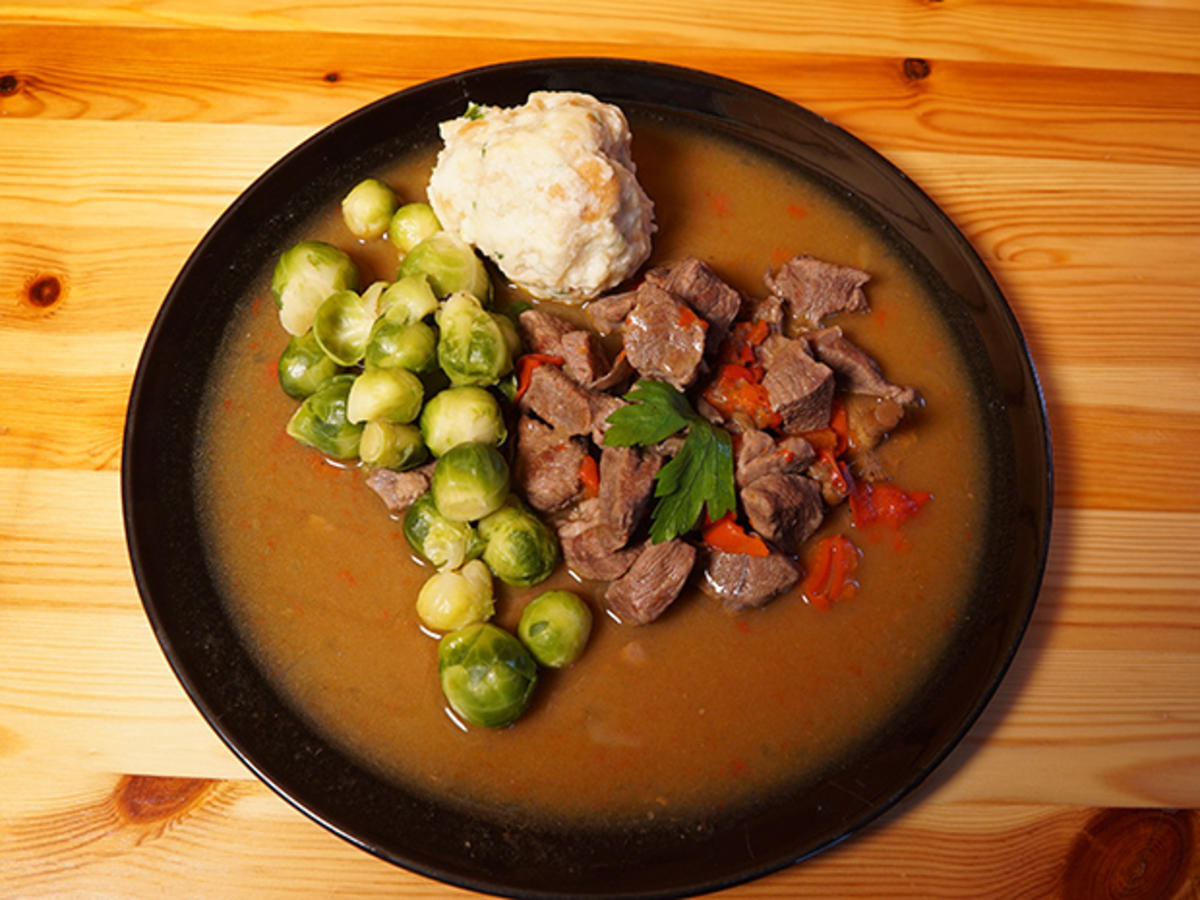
left=3, top=2, right=1199, bottom=897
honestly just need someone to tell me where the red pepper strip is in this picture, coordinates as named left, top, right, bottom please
left=800, top=535, right=860, bottom=610
left=703, top=364, right=781, bottom=430
left=848, top=478, right=931, bottom=530
left=578, top=455, right=600, bottom=498
left=817, top=448, right=849, bottom=495
left=513, top=353, right=565, bottom=402
left=829, top=398, right=849, bottom=456
left=702, top=513, right=770, bottom=557
left=678, top=305, right=708, bottom=330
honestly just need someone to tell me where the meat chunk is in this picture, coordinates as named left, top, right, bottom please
left=364, top=462, right=436, bottom=516
left=843, top=393, right=906, bottom=451
left=555, top=500, right=640, bottom=581
left=759, top=338, right=835, bottom=433
left=604, top=540, right=697, bottom=625
left=517, top=308, right=575, bottom=355
left=735, top=430, right=816, bottom=487
left=764, top=255, right=870, bottom=325
left=514, top=415, right=585, bottom=513
left=587, top=391, right=626, bottom=445
left=518, top=308, right=616, bottom=389
left=586, top=289, right=637, bottom=335
left=741, top=292, right=784, bottom=332
left=741, top=473, right=825, bottom=553
left=518, top=363, right=594, bottom=435
left=805, top=327, right=918, bottom=407
left=698, top=548, right=800, bottom=611
left=807, top=454, right=850, bottom=507
left=590, top=349, right=635, bottom=393
left=623, top=283, right=707, bottom=389
left=558, top=329, right=611, bottom=387
left=646, top=257, right=741, bottom=351
left=598, top=445, right=662, bottom=544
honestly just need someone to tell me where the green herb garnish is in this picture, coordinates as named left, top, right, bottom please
left=463, top=101, right=486, bottom=121
left=604, top=381, right=736, bottom=543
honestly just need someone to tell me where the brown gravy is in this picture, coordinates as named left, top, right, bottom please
left=196, top=118, right=987, bottom=825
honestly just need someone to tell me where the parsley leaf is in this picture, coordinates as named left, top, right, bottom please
left=603, top=380, right=693, bottom=446
left=603, top=381, right=736, bottom=543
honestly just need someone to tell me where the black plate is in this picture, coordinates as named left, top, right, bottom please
left=123, top=59, right=1052, bottom=898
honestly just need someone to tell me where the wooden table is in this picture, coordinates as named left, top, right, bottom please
left=3, top=2, right=1199, bottom=896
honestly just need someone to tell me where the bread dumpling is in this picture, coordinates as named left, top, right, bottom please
left=427, top=91, right=655, bottom=303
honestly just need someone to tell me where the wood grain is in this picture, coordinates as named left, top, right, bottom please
left=2, top=1, right=1200, bottom=896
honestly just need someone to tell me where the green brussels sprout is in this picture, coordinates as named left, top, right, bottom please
left=403, top=492, right=484, bottom=570
left=277, top=329, right=342, bottom=399
left=341, top=178, right=398, bottom=240
left=493, top=311, right=522, bottom=359
left=494, top=371, right=518, bottom=404
left=365, top=318, right=438, bottom=372
left=346, top=367, right=424, bottom=424
left=271, top=240, right=359, bottom=336
left=378, top=274, right=439, bottom=325
left=285, top=373, right=362, bottom=458
left=416, top=559, right=494, bottom=632
left=359, top=420, right=427, bottom=470
left=518, top=590, right=592, bottom=668
left=430, top=441, right=510, bottom=522
left=398, top=232, right=492, bottom=304
left=437, top=622, right=537, bottom=729
left=359, top=280, right=389, bottom=313
left=388, top=201, right=442, bottom=254
left=477, top=500, right=559, bottom=587
left=436, top=292, right=514, bottom=387
left=313, top=289, right=376, bottom=366
left=419, top=386, right=507, bottom=457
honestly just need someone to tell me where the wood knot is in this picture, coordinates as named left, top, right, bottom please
left=903, top=58, right=931, bottom=80
left=324, top=71, right=340, bottom=83
left=25, top=274, right=63, bottom=308
left=114, top=774, right=217, bottom=826
left=1062, top=808, right=1194, bottom=900
left=0, top=74, right=18, bottom=95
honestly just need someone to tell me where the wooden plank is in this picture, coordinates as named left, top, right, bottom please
left=3, top=769, right=1197, bottom=898
left=2, top=0, right=1199, bottom=75
left=1, top=26, right=1198, bottom=170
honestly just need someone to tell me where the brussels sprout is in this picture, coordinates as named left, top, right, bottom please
left=346, top=367, right=424, bottom=424
left=359, top=280, right=388, bottom=314
left=430, top=441, right=510, bottom=522
left=403, top=492, right=484, bottom=570
left=493, top=311, right=521, bottom=360
left=285, top=373, right=362, bottom=458
left=416, top=559, right=494, bottom=632
left=398, top=232, right=492, bottom=303
left=494, top=371, right=518, bottom=404
left=436, top=292, right=514, bottom=387
left=378, top=274, right=439, bottom=325
left=477, top=500, right=559, bottom=587
left=518, top=590, right=592, bottom=668
left=271, top=240, right=359, bottom=336
left=359, top=420, right=427, bottom=470
left=341, top=178, right=398, bottom=240
left=365, top=318, right=438, bottom=372
left=277, top=329, right=342, bottom=399
left=313, top=289, right=376, bottom=366
left=388, top=201, right=442, bottom=254
left=437, top=622, right=537, bottom=728
left=419, top=386, right=507, bottom=457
